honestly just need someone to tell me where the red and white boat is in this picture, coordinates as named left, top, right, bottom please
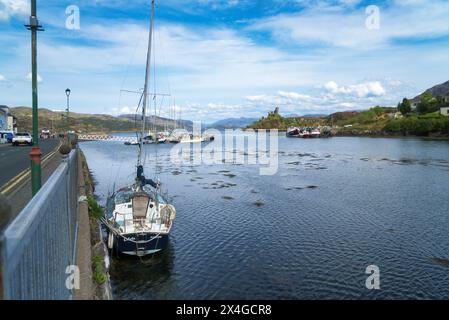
left=311, top=128, right=321, bottom=138
left=300, top=130, right=311, bottom=138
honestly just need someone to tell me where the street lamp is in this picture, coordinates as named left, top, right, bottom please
left=65, top=88, right=71, bottom=132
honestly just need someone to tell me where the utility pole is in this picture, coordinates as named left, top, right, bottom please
left=26, top=0, right=44, bottom=196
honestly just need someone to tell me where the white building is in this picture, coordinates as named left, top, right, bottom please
left=0, top=106, right=9, bottom=131
left=441, top=107, right=449, bottom=117
left=7, top=114, right=17, bottom=132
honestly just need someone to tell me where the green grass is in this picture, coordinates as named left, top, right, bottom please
left=87, top=196, right=103, bottom=219
left=418, top=111, right=442, bottom=119
left=92, top=255, right=107, bottom=285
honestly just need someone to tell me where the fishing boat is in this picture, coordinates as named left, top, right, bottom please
left=311, top=128, right=321, bottom=138
left=287, top=127, right=301, bottom=138
left=156, top=131, right=169, bottom=144
left=168, top=129, right=212, bottom=143
left=103, top=0, right=176, bottom=256
left=300, top=129, right=310, bottom=138
left=124, top=134, right=154, bottom=146
left=179, top=133, right=205, bottom=143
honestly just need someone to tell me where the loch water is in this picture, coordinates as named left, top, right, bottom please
left=80, top=133, right=449, bottom=299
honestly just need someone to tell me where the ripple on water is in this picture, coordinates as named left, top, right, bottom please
left=80, top=137, right=449, bottom=300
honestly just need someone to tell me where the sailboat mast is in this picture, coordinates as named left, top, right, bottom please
left=138, top=0, right=155, bottom=167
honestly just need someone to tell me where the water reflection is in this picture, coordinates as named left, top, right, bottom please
left=110, top=239, right=176, bottom=300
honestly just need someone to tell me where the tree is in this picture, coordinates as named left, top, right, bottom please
left=417, top=92, right=434, bottom=115
left=398, top=98, right=411, bottom=115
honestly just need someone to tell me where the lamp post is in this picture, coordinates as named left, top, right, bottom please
left=26, top=0, right=44, bottom=196
left=65, top=88, right=71, bottom=143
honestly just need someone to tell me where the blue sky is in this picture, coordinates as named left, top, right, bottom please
left=0, top=0, right=448, bottom=122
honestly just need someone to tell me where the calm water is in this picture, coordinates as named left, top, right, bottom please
left=80, top=133, right=449, bottom=299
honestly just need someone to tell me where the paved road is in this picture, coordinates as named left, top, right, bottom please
left=0, top=139, right=60, bottom=187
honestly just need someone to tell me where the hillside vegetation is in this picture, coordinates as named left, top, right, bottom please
left=248, top=107, right=326, bottom=130
left=249, top=105, right=449, bottom=137
left=249, top=80, right=449, bottom=137
left=10, top=107, right=187, bottom=134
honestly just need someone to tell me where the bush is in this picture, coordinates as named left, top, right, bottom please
left=92, top=255, right=107, bottom=285
left=385, top=116, right=449, bottom=135
left=384, top=120, right=402, bottom=133
left=87, top=196, right=103, bottom=219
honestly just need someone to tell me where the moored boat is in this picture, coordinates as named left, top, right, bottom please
left=301, top=129, right=311, bottom=138
left=287, top=127, right=301, bottom=138
left=311, top=128, right=321, bottom=138
left=104, top=0, right=176, bottom=257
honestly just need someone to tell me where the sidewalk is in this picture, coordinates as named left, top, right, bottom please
left=74, top=151, right=93, bottom=300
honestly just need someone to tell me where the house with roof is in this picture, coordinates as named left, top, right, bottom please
left=441, top=107, right=449, bottom=117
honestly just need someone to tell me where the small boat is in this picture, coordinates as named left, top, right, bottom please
left=178, top=134, right=204, bottom=143
left=168, top=128, right=212, bottom=144
left=311, top=128, right=321, bottom=138
left=156, top=131, right=170, bottom=144
left=124, top=135, right=153, bottom=145
left=300, top=130, right=311, bottom=138
left=287, top=127, right=300, bottom=138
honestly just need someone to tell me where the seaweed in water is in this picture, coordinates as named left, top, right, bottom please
left=254, top=200, right=265, bottom=207
left=431, top=258, right=449, bottom=268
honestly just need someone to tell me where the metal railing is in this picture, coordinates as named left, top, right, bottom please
left=0, top=150, right=79, bottom=300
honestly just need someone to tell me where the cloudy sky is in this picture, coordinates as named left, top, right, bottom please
left=0, top=0, right=448, bottom=122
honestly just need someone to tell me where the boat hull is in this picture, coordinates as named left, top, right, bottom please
left=113, top=232, right=169, bottom=256
left=286, top=128, right=300, bottom=138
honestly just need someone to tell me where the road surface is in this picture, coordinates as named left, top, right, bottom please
left=0, top=139, right=60, bottom=188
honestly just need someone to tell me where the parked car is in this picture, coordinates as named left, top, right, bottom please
left=0, top=131, right=14, bottom=144
left=12, top=132, right=33, bottom=146
left=41, top=128, right=50, bottom=139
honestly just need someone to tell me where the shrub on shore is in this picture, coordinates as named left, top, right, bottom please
left=384, top=116, right=449, bottom=136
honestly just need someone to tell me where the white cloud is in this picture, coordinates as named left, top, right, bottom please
left=0, top=74, right=5, bottom=81
left=249, top=0, right=449, bottom=49
left=25, top=72, right=43, bottom=83
left=110, top=106, right=138, bottom=116
left=0, top=0, right=29, bottom=21
left=242, top=79, right=403, bottom=117
left=245, top=90, right=311, bottom=106
left=1, top=1, right=447, bottom=122
left=277, top=91, right=311, bottom=101
left=323, top=81, right=386, bottom=98
left=197, top=0, right=241, bottom=9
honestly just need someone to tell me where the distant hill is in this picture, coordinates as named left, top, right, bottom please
left=284, top=114, right=301, bottom=118
left=118, top=114, right=193, bottom=130
left=9, top=107, right=188, bottom=134
left=207, top=117, right=258, bottom=129
left=285, top=113, right=328, bottom=118
left=411, top=80, right=449, bottom=103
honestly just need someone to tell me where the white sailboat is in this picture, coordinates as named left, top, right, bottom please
left=103, top=0, right=176, bottom=256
